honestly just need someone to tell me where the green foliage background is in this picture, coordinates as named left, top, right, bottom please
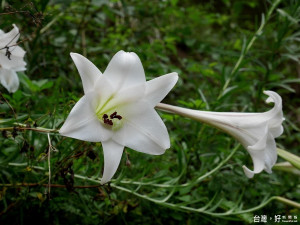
left=0, top=0, right=299, bottom=224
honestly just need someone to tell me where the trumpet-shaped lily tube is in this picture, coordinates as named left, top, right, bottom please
left=0, top=24, right=26, bottom=93
left=156, top=91, right=284, bottom=178
left=60, top=50, right=178, bottom=184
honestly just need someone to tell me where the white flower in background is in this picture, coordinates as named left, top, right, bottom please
left=157, top=91, right=284, bottom=178
left=60, top=50, right=178, bottom=184
left=0, top=24, right=26, bottom=93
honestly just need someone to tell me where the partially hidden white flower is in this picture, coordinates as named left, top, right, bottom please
left=0, top=24, right=26, bottom=93
left=60, top=50, right=178, bottom=184
left=157, top=91, right=284, bottom=178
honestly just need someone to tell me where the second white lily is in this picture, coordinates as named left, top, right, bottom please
left=157, top=91, right=284, bottom=178
left=0, top=24, right=26, bottom=93
left=60, top=50, right=178, bottom=184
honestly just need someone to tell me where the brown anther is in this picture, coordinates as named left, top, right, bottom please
left=5, top=47, right=12, bottom=60
left=110, top=111, right=122, bottom=120
left=105, top=119, right=113, bottom=125
left=102, top=111, right=122, bottom=126
left=115, top=115, right=122, bottom=120
left=103, top=114, right=113, bottom=125
left=110, top=112, right=117, bottom=119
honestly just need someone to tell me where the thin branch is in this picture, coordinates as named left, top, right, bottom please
left=71, top=1, right=91, bottom=48
left=0, top=92, right=17, bottom=119
left=0, top=183, right=102, bottom=188
left=47, top=133, right=51, bottom=196
left=2, top=32, right=20, bottom=50
left=1, top=38, right=30, bottom=50
left=0, top=11, right=28, bottom=15
left=0, top=125, right=59, bottom=134
left=218, top=0, right=282, bottom=99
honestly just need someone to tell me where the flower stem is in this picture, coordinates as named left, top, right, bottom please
left=73, top=175, right=300, bottom=214
left=277, top=148, right=300, bottom=170
left=274, top=196, right=300, bottom=208
left=47, top=133, right=52, bottom=196
left=7, top=163, right=300, bottom=215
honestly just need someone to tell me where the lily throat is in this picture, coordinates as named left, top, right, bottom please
left=96, top=110, right=123, bottom=130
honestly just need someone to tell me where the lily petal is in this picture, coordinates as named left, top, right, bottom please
left=103, top=50, right=146, bottom=91
left=145, top=72, right=178, bottom=107
left=92, top=75, right=115, bottom=108
left=263, top=90, right=284, bottom=138
left=0, top=68, right=19, bottom=93
left=103, top=82, right=146, bottom=112
left=70, top=53, right=103, bottom=94
left=101, top=140, right=124, bottom=184
left=9, top=45, right=26, bottom=58
left=0, top=24, right=19, bottom=49
left=242, top=129, right=270, bottom=178
left=0, top=52, right=26, bottom=71
left=243, top=128, right=277, bottom=178
left=115, top=102, right=169, bottom=155
left=59, top=91, right=112, bottom=142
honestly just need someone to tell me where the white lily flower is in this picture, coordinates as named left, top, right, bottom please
left=60, top=50, right=178, bottom=184
left=0, top=24, right=26, bottom=93
left=157, top=91, right=284, bottom=178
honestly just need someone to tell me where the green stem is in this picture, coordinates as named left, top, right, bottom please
left=8, top=163, right=300, bottom=215
left=183, top=144, right=240, bottom=186
left=277, top=148, right=300, bottom=170
left=112, top=144, right=239, bottom=188
left=74, top=174, right=300, bottom=215
left=275, top=196, right=300, bottom=208
left=218, top=0, right=281, bottom=99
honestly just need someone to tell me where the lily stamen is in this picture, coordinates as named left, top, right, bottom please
left=5, top=46, right=12, bottom=60
left=110, top=112, right=117, bottom=119
left=110, top=111, right=122, bottom=120
left=102, top=114, right=113, bottom=125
